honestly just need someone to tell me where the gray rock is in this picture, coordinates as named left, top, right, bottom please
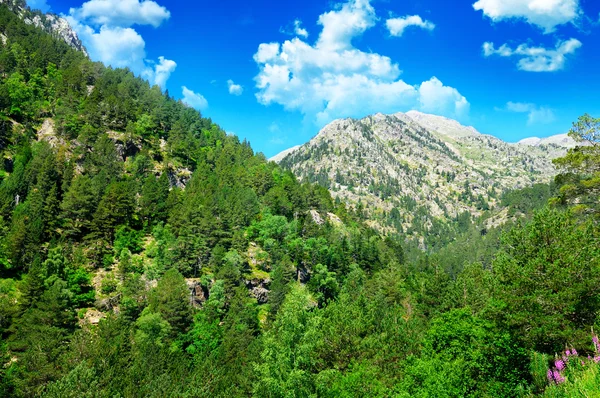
left=186, top=279, right=207, bottom=307
left=251, top=287, right=269, bottom=304
left=0, top=0, right=87, bottom=55
left=275, top=110, right=572, bottom=243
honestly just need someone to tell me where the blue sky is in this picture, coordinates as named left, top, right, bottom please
left=26, top=0, right=600, bottom=157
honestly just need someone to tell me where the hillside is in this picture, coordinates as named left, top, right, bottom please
left=276, top=111, right=572, bottom=248
left=2, top=2, right=600, bottom=398
left=0, top=0, right=87, bottom=54
left=0, top=4, right=406, bottom=396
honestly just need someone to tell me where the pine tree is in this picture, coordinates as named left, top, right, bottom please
left=147, top=269, right=192, bottom=337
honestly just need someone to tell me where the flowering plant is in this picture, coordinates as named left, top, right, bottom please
left=546, top=334, right=600, bottom=386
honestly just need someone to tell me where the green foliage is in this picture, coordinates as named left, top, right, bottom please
left=147, top=268, right=192, bottom=336
left=492, top=209, right=600, bottom=352
left=2, top=6, right=599, bottom=396
left=254, top=284, right=321, bottom=397
left=113, top=225, right=143, bottom=256
left=553, top=113, right=600, bottom=217
left=134, top=308, right=172, bottom=348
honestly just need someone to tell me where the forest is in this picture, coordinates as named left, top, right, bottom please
left=1, top=3, right=600, bottom=397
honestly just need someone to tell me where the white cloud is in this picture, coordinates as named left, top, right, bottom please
left=419, top=77, right=470, bottom=118
left=182, top=86, right=208, bottom=111
left=294, top=20, right=309, bottom=38
left=69, top=22, right=147, bottom=70
left=254, top=0, right=469, bottom=126
left=386, top=15, right=435, bottom=37
left=147, top=56, right=177, bottom=89
left=254, top=43, right=281, bottom=63
left=227, top=79, right=244, bottom=96
left=473, top=0, right=581, bottom=33
left=316, top=0, right=377, bottom=52
left=66, top=0, right=176, bottom=89
left=280, top=19, right=310, bottom=38
left=505, top=101, right=556, bottom=125
left=69, top=0, right=170, bottom=28
left=26, top=0, right=51, bottom=12
left=483, top=38, right=582, bottom=72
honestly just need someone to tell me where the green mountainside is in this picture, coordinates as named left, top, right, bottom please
left=1, top=4, right=600, bottom=397
left=276, top=111, right=574, bottom=249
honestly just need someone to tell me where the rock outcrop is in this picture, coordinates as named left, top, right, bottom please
left=0, top=0, right=88, bottom=55
left=275, top=111, right=573, bottom=242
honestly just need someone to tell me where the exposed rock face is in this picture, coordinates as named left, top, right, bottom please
left=309, top=209, right=325, bottom=225
left=168, top=168, right=192, bottom=189
left=245, top=278, right=271, bottom=304
left=36, top=118, right=67, bottom=148
left=186, top=279, right=208, bottom=307
left=251, top=287, right=269, bottom=304
left=80, top=309, right=106, bottom=326
left=276, top=111, right=573, bottom=242
left=269, top=145, right=301, bottom=162
left=0, top=0, right=88, bottom=55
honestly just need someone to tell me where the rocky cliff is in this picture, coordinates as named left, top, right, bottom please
left=0, top=0, right=87, bottom=55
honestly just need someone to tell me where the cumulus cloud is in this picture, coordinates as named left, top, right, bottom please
left=483, top=38, right=582, bottom=72
left=294, top=20, right=309, bottom=38
left=182, top=86, right=208, bottom=110
left=66, top=0, right=176, bottom=89
left=505, top=101, right=556, bottom=125
left=254, top=0, right=469, bottom=126
left=227, top=80, right=244, bottom=96
left=386, top=15, right=435, bottom=37
left=473, top=0, right=581, bottom=33
left=26, top=0, right=51, bottom=12
left=316, top=0, right=377, bottom=52
left=419, top=78, right=470, bottom=117
left=68, top=22, right=146, bottom=70
left=280, top=19, right=310, bottom=38
left=147, top=57, right=177, bottom=89
left=69, top=0, right=170, bottom=28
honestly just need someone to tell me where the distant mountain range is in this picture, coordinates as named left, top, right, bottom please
left=272, top=111, right=574, bottom=248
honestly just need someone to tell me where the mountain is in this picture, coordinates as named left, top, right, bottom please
left=269, top=145, right=301, bottom=162
left=0, top=0, right=87, bottom=55
left=3, top=2, right=600, bottom=397
left=275, top=111, right=571, bottom=248
left=0, top=6, right=407, bottom=395
left=517, top=133, right=578, bottom=148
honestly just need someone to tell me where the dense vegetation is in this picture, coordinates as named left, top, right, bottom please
left=1, top=4, right=600, bottom=397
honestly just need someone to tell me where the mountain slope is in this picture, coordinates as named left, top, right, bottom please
left=0, top=0, right=87, bottom=55
left=276, top=112, right=571, bottom=248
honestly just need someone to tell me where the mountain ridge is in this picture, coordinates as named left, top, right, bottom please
left=275, top=111, right=572, bottom=248
left=0, top=0, right=88, bottom=55
left=271, top=111, right=574, bottom=161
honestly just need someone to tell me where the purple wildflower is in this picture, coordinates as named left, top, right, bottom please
left=555, top=359, right=566, bottom=371
left=547, top=369, right=554, bottom=383
left=552, top=370, right=565, bottom=384
left=566, top=349, right=571, bottom=357
left=572, top=348, right=578, bottom=356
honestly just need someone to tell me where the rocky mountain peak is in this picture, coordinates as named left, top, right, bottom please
left=517, top=133, right=578, bottom=148
left=275, top=111, right=576, bottom=247
left=0, top=0, right=88, bottom=55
